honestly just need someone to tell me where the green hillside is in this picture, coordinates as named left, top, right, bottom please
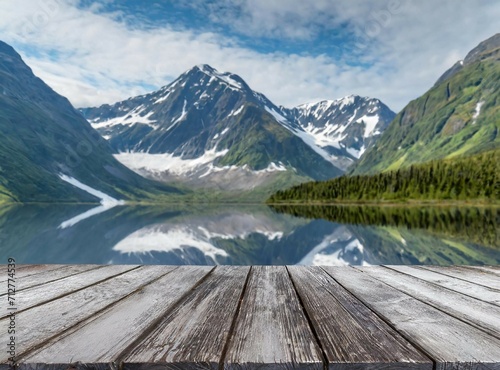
left=0, top=41, right=180, bottom=203
left=217, top=104, right=342, bottom=180
left=353, top=43, right=499, bottom=175
left=267, top=150, right=499, bottom=204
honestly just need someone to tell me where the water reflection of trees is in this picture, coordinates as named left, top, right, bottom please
left=269, top=205, right=499, bottom=248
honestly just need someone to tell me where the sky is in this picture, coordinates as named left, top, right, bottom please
left=0, top=0, right=498, bottom=112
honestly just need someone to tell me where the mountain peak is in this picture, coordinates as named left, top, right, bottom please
left=189, top=64, right=246, bottom=91
left=435, top=33, right=500, bottom=86
left=0, top=40, right=21, bottom=57
left=194, top=64, right=217, bottom=74
left=463, top=33, right=500, bottom=65
left=297, top=95, right=369, bottom=110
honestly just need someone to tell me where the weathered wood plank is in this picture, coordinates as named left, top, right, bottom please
left=0, top=265, right=138, bottom=319
left=122, top=266, right=250, bottom=370
left=288, top=266, right=431, bottom=369
left=323, top=266, right=500, bottom=370
left=385, top=265, right=500, bottom=306
left=223, top=266, right=324, bottom=370
left=463, top=266, right=500, bottom=276
left=358, top=266, right=500, bottom=339
left=19, top=266, right=213, bottom=368
left=0, top=264, right=102, bottom=295
left=0, top=265, right=174, bottom=363
left=0, top=264, right=67, bottom=282
left=420, top=266, right=500, bottom=290
left=13, top=364, right=111, bottom=370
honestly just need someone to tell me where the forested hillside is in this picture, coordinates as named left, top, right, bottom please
left=267, top=150, right=499, bottom=203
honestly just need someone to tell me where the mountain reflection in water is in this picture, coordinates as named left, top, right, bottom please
left=0, top=204, right=498, bottom=266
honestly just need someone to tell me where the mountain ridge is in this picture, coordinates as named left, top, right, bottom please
left=352, top=33, right=500, bottom=175
left=82, top=64, right=395, bottom=190
left=0, top=40, right=180, bottom=203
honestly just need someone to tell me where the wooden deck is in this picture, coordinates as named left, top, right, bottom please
left=2, top=265, right=500, bottom=369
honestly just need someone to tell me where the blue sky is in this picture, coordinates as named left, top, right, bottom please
left=77, top=0, right=358, bottom=58
left=0, top=0, right=499, bottom=111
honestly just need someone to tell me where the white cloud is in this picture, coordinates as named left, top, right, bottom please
left=0, top=0, right=498, bottom=111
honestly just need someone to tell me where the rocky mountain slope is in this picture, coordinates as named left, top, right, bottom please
left=353, top=33, right=500, bottom=175
left=282, top=95, right=395, bottom=168
left=0, top=41, right=179, bottom=203
left=82, top=65, right=394, bottom=190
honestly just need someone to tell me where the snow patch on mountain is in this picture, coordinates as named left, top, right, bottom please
left=290, top=128, right=337, bottom=163
left=58, top=174, right=125, bottom=228
left=229, top=105, right=244, bottom=117
left=199, top=161, right=286, bottom=179
left=153, top=90, right=172, bottom=104
left=114, top=148, right=229, bottom=176
left=115, top=148, right=289, bottom=180
left=301, top=122, right=344, bottom=148
left=264, top=105, right=288, bottom=124
left=59, top=174, right=125, bottom=206
left=346, top=146, right=366, bottom=158
left=359, top=114, right=380, bottom=137
left=197, top=64, right=243, bottom=90
left=172, top=99, right=188, bottom=125
left=472, top=101, right=484, bottom=124
left=92, top=107, right=157, bottom=129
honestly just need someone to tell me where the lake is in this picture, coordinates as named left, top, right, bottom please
left=0, top=204, right=498, bottom=265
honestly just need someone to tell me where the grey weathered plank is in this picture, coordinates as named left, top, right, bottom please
left=386, top=265, right=500, bottom=306
left=420, top=266, right=500, bottom=290
left=1, top=263, right=57, bottom=274
left=288, top=266, right=431, bottom=369
left=14, top=364, right=111, bottom=370
left=0, top=264, right=102, bottom=295
left=122, top=266, right=250, bottom=370
left=324, top=266, right=500, bottom=370
left=0, top=264, right=67, bottom=282
left=0, top=265, right=137, bottom=319
left=463, top=266, right=500, bottom=276
left=358, top=266, right=500, bottom=339
left=19, top=266, right=213, bottom=367
left=0, top=265, right=174, bottom=363
left=223, top=266, right=324, bottom=370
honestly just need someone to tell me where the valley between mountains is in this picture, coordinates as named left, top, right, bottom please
left=0, top=33, right=498, bottom=205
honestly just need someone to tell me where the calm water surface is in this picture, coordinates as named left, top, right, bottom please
left=0, top=204, right=498, bottom=265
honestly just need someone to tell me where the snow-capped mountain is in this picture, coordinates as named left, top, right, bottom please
left=281, top=96, right=395, bottom=169
left=82, top=65, right=394, bottom=190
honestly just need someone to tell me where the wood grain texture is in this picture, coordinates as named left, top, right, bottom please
left=0, top=265, right=100, bottom=295
left=223, top=266, right=324, bottom=370
left=17, top=363, right=115, bottom=370
left=385, top=265, right=500, bottom=306
left=0, top=265, right=137, bottom=319
left=0, top=264, right=67, bottom=284
left=420, top=266, right=500, bottom=290
left=4, top=265, right=500, bottom=369
left=323, top=266, right=500, bottom=370
left=358, top=266, right=500, bottom=339
left=288, top=266, right=431, bottom=370
left=20, top=266, right=212, bottom=367
left=463, top=266, right=500, bottom=276
left=122, top=266, right=250, bottom=370
left=0, top=266, right=173, bottom=363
